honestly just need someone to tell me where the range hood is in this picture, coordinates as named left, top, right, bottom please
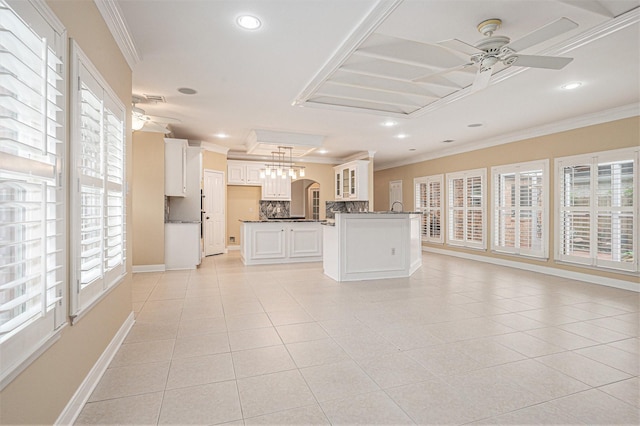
left=246, top=129, right=324, bottom=157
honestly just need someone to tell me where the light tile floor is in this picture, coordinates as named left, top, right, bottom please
left=76, top=252, right=639, bottom=425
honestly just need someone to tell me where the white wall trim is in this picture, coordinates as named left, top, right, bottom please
left=93, top=0, right=141, bottom=70
left=132, top=264, right=166, bottom=273
left=55, top=312, right=135, bottom=425
left=376, top=104, right=639, bottom=171
left=200, top=141, right=230, bottom=155
left=423, top=246, right=639, bottom=292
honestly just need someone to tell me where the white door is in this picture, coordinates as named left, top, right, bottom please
left=389, top=180, right=403, bottom=210
left=204, top=169, right=225, bottom=256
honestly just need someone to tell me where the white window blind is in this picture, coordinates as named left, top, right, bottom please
left=414, top=175, right=443, bottom=243
left=70, top=42, right=126, bottom=317
left=492, top=160, right=548, bottom=258
left=446, top=169, right=486, bottom=249
left=0, top=0, right=66, bottom=386
left=556, top=148, right=638, bottom=272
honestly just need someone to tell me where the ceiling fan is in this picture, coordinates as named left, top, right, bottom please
left=131, top=95, right=181, bottom=133
left=414, top=17, right=578, bottom=92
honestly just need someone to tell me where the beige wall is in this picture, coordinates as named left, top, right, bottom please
left=226, top=162, right=335, bottom=247
left=0, top=1, right=133, bottom=424
left=227, top=186, right=261, bottom=246
left=374, top=117, right=640, bottom=286
left=203, top=150, right=227, bottom=172
left=132, top=132, right=165, bottom=266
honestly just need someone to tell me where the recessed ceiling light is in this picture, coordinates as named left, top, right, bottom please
left=318, top=149, right=328, bottom=154
left=381, top=120, right=397, bottom=127
left=561, top=81, right=582, bottom=90
left=237, top=15, right=261, bottom=30
left=396, top=133, right=409, bottom=139
left=467, top=123, right=483, bottom=128
left=214, top=132, right=229, bottom=138
left=178, top=87, right=197, bottom=95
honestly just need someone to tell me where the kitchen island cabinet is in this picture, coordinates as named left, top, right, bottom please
left=323, top=212, right=421, bottom=281
left=240, top=220, right=322, bottom=265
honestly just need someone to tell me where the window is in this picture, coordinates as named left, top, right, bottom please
left=447, top=169, right=486, bottom=249
left=556, top=148, right=638, bottom=272
left=492, top=160, right=548, bottom=258
left=70, top=42, right=126, bottom=317
left=0, top=0, right=66, bottom=386
left=414, top=175, right=443, bottom=243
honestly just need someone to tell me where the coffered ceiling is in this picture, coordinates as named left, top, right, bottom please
left=110, top=0, right=639, bottom=169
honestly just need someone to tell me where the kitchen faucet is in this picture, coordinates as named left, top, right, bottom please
left=391, top=201, right=403, bottom=212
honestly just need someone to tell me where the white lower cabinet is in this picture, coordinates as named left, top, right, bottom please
left=165, top=223, right=201, bottom=270
left=241, top=221, right=322, bottom=265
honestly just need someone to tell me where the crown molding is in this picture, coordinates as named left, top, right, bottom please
left=200, top=142, right=230, bottom=155
left=375, top=104, right=639, bottom=171
left=94, top=0, right=141, bottom=70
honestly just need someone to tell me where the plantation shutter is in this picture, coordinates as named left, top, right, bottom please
left=0, top=0, right=66, bottom=384
left=492, top=161, right=547, bottom=258
left=71, top=43, right=126, bottom=316
left=557, top=151, right=637, bottom=272
left=414, top=175, right=443, bottom=243
left=447, top=169, right=486, bottom=249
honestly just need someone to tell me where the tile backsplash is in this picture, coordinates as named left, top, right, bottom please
left=325, top=201, right=369, bottom=218
left=259, top=200, right=291, bottom=219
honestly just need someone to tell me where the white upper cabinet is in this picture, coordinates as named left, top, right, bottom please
left=165, top=138, right=188, bottom=196
left=334, top=160, right=369, bottom=200
left=262, top=174, right=291, bottom=200
left=228, top=160, right=263, bottom=185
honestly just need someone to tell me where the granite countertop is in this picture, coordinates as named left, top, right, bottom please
left=240, top=219, right=326, bottom=223
left=335, top=211, right=421, bottom=214
left=165, top=220, right=202, bottom=224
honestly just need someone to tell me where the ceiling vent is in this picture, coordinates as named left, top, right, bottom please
left=143, top=94, right=166, bottom=103
left=246, top=130, right=324, bottom=157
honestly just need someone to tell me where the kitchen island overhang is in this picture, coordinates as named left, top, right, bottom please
left=322, top=212, right=422, bottom=282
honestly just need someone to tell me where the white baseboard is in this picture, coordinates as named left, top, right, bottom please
left=423, top=246, right=638, bottom=292
left=132, top=264, right=166, bottom=273
left=55, top=312, right=135, bottom=425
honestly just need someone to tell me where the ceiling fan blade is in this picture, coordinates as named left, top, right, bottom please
left=144, top=114, right=182, bottom=124
left=438, top=39, right=482, bottom=56
left=471, top=65, right=493, bottom=92
left=505, top=17, right=578, bottom=53
left=511, top=54, right=574, bottom=69
left=139, top=121, right=171, bottom=133
left=412, top=63, right=473, bottom=83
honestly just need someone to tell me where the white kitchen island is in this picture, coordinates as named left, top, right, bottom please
left=322, top=212, right=422, bottom=282
left=240, top=220, right=323, bottom=265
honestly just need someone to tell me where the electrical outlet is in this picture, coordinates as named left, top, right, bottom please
left=230, top=236, right=235, bottom=243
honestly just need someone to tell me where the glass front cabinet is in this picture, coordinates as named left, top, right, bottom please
left=334, top=160, right=369, bottom=200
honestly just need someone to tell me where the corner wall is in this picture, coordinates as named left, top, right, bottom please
left=374, top=116, right=639, bottom=287
left=132, top=132, right=166, bottom=267
left=0, top=1, right=133, bottom=423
